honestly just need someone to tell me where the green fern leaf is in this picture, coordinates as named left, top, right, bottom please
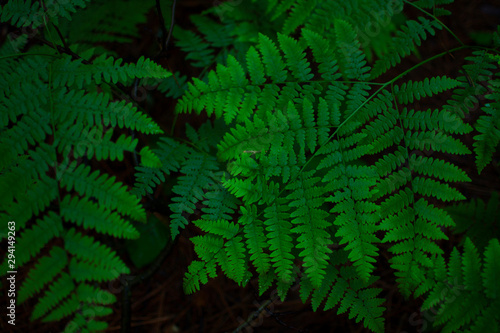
left=422, top=238, right=500, bottom=333
left=1, top=0, right=90, bottom=28
left=240, top=204, right=271, bottom=274
left=286, top=170, right=331, bottom=287
left=64, top=228, right=130, bottom=276
left=11, top=212, right=63, bottom=268
left=473, top=82, right=500, bottom=173
left=393, top=76, right=461, bottom=104
left=31, top=273, right=75, bottom=320
left=258, top=33, right=287, bottom=83
left=60, top=162, right=145, bottom=222
left=334, top=19, right=371, bottom=81
left=18, top=247, right=68, bottom=303
left=60, top=195, right=139, bottom=238
left=169, top=153, right=219, bottom=238
left=277, top=32, right=313, bottom=81
left=183, top=260, right=209, bottom=294
left=371, top=17, right=442, bottom=79
left=446, top=192, right=500, bottom=251
left=264, top=197, right=295, bottom=283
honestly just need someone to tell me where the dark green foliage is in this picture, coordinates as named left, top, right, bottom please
left=421, top=238, right=500, bottom=332
left=174, top=1, right=499, bottom=332
left=58, top=0, right=152, bottom=45
left=446, top=192, right=500, bottom=251
left=1, top=0, right=500, bottom=332
left=1, top=0, right=90, bottom=28
left=0, top=1, right=169, bottom=330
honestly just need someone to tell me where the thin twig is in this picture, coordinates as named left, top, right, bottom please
left=164, top=0, right=177, bottom=53
left=156, top=0, right=168, bottom=54
left=52, top=23, right=69, bottom=50
left=36, top=37, right=88, bottom=65
left=155, top=0, right=177, bottom=60
left=232, top=294, right=279, bottom=333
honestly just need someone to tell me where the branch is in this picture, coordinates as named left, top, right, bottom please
left=155, top=0, right=177, bottom=60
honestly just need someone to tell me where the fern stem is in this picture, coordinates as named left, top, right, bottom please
left=170, top=112, right=179, bottom=137
left=391, top=45, right=469, bottom=82
left=165, top=0, right=177, bottom=52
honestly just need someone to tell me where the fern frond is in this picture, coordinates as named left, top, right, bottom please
left=263, top=197, right=295, bottom=284
left=132, top=166, right=165, bottom=197
left=173, top=28, right=214, bottom=68
left=183, top=260, right=210, bottom=294
left=169, top=153, right=220, bottom=238
left=0, top=55, right=48, bottom=128
left=52, top=54, right=171, bottom=89
left=222, top=235, right=248, bottom=284
left=14, top=212, right=63, bottom=267
left=61, top=195, right=139, bottom=239
left=286, top=170, right=331, bottom=287
left=393, top=76, right=460, bottom=104
left=371, top=17, right=442, bottom=79
left=302, top=28, right=341, bottom=82
left=240, top=204, right=271, bottom=274
left=258, top=33, right=288, bottom=83
left=278, top=32, right=313, bottom=81
left=444, top=50, right=497, bottom=118
left=357, top=80, right=470, bottom=295
left=0, top=23, right=170, bottom=330
left=53, top=89, right=162, bottom=134
left=173, top=11, right=241, bottom=69
left=69, top=258, right=121, bottom=283
left=334, top=19, right=371, bottom=81
left=319, top=137, right=380, bottom=281
left=60, top=162, right=145, bottom=223
left=31, top=273, right=75, bottom=320
left=43, top=283, right=115, bottom=325
left=281, top=0, right=318, bottom=35
left=157, top=71, right=189, bottom=99
left=188, top=216, right=249, bottom=288
left=303, top=256, right=386, bottom=333
left=445, top=192, right=500, bottom=251
left=473, top=75, right=500, bottom=173
left=422, top=238, right=500, bottom=333
left=1, top=0, right=90, bottom=28
left=201, top=180, right=240, bottom=221
left=18, top=247, right=68, bottom=303
left=64, top=229, right=130, bottom=279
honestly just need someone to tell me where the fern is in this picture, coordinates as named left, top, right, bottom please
left=421, top=238, right=500, bottom=333
left=358, top=80, right=471, bottom=295
left=0, top=3, right=170, bottom=329
left=2, top=0, right=500, bottom=332
left=473, top=60, right=500, bottom=173
left=172, top=0, right=493, bottom=326
left=445, top=192, right=500, bottom=251
left=371, top=17, right=442, bottom=79
left=1, top=0, right=90, bottom=28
